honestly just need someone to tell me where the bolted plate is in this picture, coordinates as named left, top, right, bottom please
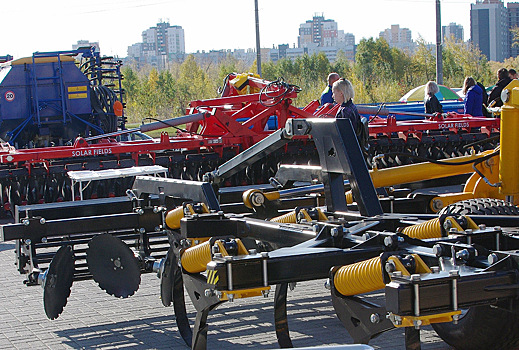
left=43, top=245, right=74, bottom=320
left=86, top=234, right=141, bottom=298
left=160, top=247, right=175, bottom=306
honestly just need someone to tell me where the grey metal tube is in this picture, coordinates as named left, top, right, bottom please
left=276, top=180, right=350, bottom=199
left=356, top=105, right=432, bottom=118
left=85, top=113, right=206, bottom=142
left=139, top=113, right=205, bottom=132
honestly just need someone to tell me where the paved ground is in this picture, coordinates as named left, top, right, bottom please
left=0, top=241, right=451, bottom=349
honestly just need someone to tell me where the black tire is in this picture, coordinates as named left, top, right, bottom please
left=433, top=197, right=519, bottom=350
left=432, top=305, right=519, bottom=350
left=438, top=197, right=519, bottom=216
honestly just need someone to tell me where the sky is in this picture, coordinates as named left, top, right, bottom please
left=1, top=0, right=496, bottom=59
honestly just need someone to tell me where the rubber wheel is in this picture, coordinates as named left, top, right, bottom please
left=432, top=305, right=519, bottom=350
left=433, top=198, right=519, bottom=350
left=438, top=198, right=519, bottom=216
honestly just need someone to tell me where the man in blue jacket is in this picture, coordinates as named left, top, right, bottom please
left=320, top=72, right=340, bottom=105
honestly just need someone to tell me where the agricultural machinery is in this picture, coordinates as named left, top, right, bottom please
left=0, top=68, right=501, bottom=216
left=0, top=55, right=13, bottom=64
left=0, top=47, right=124, bottom=148
left=3, top=72, right=519, bottom=349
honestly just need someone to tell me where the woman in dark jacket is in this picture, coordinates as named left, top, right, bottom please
left=463, top=77, right=483, bottom=117
left=424, top=81, right=443, bottom=114
left=332, top=78, right=366, bottom=148
left=332, top=78, right=361, bottom=128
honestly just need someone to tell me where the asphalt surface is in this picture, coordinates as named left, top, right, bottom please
left=0, top=240, right=453, bottom=350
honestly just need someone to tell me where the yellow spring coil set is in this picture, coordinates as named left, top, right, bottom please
left=271, top=211, right=297, bottom=223
left=346, top=191, right=353, bottom=204
left=334, top=257, right=384, bottom=296
left=270, top=208, right=326, bottom=223
left=165, top=203, right=209, bottom=230
left=401, top=218, right=442, bottom=239
left=181, top=240, right=212, bottom=273
left=165, top=206, right=185, bottom=229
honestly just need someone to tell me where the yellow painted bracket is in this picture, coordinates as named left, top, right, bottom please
left=392, top=310, right=462, bottom=328
left=387, top=256, right=411, bottom=276
left=230, top=73, right=261, bottom=95
left=219, top=286, right=271, bottom=301
left=410, top=254, right=432, bottom=273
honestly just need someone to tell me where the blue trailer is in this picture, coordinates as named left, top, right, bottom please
left=0, top=48, right=124, bottom=147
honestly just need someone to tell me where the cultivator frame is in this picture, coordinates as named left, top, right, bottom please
left=2, top=117, right=519, bottom=349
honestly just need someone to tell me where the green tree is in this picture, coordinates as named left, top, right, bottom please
left=120, top=37, right=498, bottom=122
left=354, top=37, right=395, bottom=102
left=412, top=38, right=436, bottom=83
left=176, top=55, right=212, bottom=114
left=332, top=50, right=352, bottom=79
left=511, top=27, right=519, bottom=49
left=442, top=37, right=490, bottom=87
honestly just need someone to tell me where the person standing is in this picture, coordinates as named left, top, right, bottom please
left=488, top=68, right=512, bottom=107
left=424, top=81, right=443, bottom=114
left=332, top=78, right=367, bottom=149
left=462, top=77, right=484, bottom=117
left=320, top=72, right=340, bottom=105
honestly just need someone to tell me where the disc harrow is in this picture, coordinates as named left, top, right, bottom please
left=0, top=72, right=500, bottom=217
left=1, top=117, right=519, bottom=350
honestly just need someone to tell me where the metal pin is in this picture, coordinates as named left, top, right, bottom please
left=226, top=256, right=233, bottom=291
left=411, top=274, right=420, bottom=317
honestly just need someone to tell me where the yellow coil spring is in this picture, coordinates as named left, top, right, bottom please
left=346, top=191, right=353, bottom=204
left=270, top=211, right=297, bottom=223
left=165, top=206, right=184, bottom=229
left=181, top=240, right=212, bottom=273
left=334, top=257, right=384, bottom=296
left=401, top=218, right=442, bottom=239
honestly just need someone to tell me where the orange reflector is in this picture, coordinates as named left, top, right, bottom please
left=114, top=101, right=123, bottom=117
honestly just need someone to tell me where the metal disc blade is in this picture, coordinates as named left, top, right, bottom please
left=43, top=245, right=74, bottom=320
left=160, top=248, right=175, bottom=307
left=86, top=234, right=141, bottom=298
left=161, top=247, right=192, bottom=346
left=172, top=262, right=192, bottom=347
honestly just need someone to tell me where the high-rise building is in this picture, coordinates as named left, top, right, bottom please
left=470, top=0, right=509, bottom=61
left=294, top=14, right=355, bottom=61
left=269, top=43, right=355, bottom=63
left=298, top=14, right=340, bottom=48
left=442, top=23, right=464, bottom=42
left=338, top=31, right=355, bottom=46
left=127, top=21, right=185, bottom=66
left=379, top=25, right=415, bottom=52
left=509, top=2, right=519, bottom=57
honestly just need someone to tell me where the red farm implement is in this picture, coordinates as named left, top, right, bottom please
left=0, top=73, right=500, bottom=215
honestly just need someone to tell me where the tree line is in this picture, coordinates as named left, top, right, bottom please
left=122, top=37, right=519, bottom=124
